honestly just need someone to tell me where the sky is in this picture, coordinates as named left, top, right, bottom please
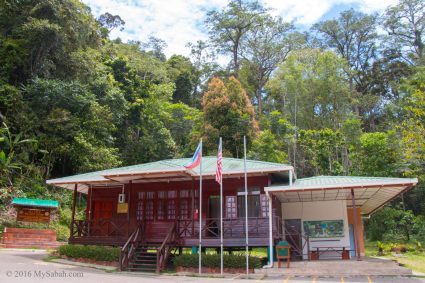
left=82, top=0, right=398, bottom=58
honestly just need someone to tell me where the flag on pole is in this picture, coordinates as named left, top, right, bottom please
left=197, top=140, right=203, bottom=274
left=215, top=140, right=222, bottom=184
left=216, top=137, right=224, bottom=275
left=243, top=136, right=249, bottom=275
left=185, top=142, right=202, bottom=169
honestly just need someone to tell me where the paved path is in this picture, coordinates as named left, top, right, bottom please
left=0, top=249, right=424, bottom=283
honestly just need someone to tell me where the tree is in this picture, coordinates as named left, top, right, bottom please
left=312, top=9, right=380, bottom=128
left=98, top=12, right=125, bottom=32
left=202, top=76, right=258, bottom=157
left=400, top=68, right=425, bottom=180
left=297, top=129, right=345, bottom=176
left=239, top=15, right=301, bottom=114
left=143, top=35, right=168, bottom=61
left=163, top=102, right=202, bottom=156
left=267, top=49, right=353, bottom=130
left=166, top=55, right=196, bottom=105
left=186, top=40, right=220, bottom=106
left=349, top=131, right=400, bottom=177
left=0, top=0, right=101, bottom=83
left=383, top=0, right=425, bottom=65
left=205, top=0, right=265, bottom=76
left=248, top=130, right=287, bottom=163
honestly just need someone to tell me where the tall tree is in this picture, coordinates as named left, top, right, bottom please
left=312, top=9, right=379, bottom=122
left=98, top=12, right=125, bottom=32
left=239, top=15, right=301, bottom=114
left=202, top=76, right=258, bottom=157
left=267, top=49, right=353, bottom=130
left=400, top=68, right=425, bottom=180
left=205, top=0, right=265, bottom=76
left=383, top=0, right=425, bottom=65
left=186, top=40, right=220, bottom=106
left=166, top=55, right=196, bottom=105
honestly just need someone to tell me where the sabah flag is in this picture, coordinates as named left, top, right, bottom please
left=184, top=142, right=202, bottom=169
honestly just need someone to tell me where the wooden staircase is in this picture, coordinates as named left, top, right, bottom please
left=120, top=221, right=178, bottom=273
left=127, top=245, right=159, bottom=272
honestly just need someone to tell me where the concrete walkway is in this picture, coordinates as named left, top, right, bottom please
left=1, top=249, right=422, bottom=282
left=256, top=257, right=412, bottom=276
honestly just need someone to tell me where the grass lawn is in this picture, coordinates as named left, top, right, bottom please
left=365, top=240, right=425, bottom=274
left=388, top=254, right=425, bottom=274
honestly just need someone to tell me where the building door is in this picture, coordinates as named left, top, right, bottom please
left=208, top=196, right=220, bottom=237
left=92, top=200, right=113, bottom=236
left=284, top=219, right=302, bottom=260
left=349, top=224, right=356, bottom=257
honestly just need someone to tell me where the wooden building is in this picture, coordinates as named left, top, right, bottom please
left=46, top=157, right=417, bottom=272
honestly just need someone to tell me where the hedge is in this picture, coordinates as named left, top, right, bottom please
left=172, top=254, right=262, bottom=269
left=58, top=244, right=120, bottom=262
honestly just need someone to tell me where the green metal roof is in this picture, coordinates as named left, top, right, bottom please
left=12, top=198, right=59, bottom=208
left=267, top=175, right=418, bottom=191
left=46, top=156, right=292, bottom=185
left=266, top=175, right=418, bottom=215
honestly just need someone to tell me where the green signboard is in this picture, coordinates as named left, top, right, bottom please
left=303, top=220, right=344, bottom=238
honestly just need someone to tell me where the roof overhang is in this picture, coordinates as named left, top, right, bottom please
left=265, top=178, right=418, bottom=215
left=47, top=166, right=294, bottom=194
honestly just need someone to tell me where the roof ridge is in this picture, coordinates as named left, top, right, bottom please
left=159, top=159, right=187, bottom=168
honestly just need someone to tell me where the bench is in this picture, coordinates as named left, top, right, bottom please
left=310, top=247, right=350, bottom=260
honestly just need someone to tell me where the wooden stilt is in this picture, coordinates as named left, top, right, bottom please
left=351, top=188, right=361, bottom=261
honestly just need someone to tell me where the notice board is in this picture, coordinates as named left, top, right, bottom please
left=17, top=208, right=50, bottom=223
left=303, top=220, right=344, bottom=238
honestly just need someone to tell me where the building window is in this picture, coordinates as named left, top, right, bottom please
left=226, top=196, right=237, bottom=218
left=137, top=199, right=144, bottom=221
left=236, top=187, right=263, bottom=217
left=260, top=194, right=269, bottom=217
left=157, top=200, right=165, bottom=220
left=146, top=201, right=153, bottom=220
left=137, top=192, right=145, bottom=221
left=168, top=199, right=176, bottom=220
left=180, top=199, right=189, bottom=219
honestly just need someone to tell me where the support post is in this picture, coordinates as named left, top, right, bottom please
left=127, top=181, right=132, bottom=236
left=70, top=184, right=77, bottom=238
left=88, top=185, right=92, bottom=236
left=351, top=188, right=361, bottom=261
left=267, top=192, right=274, bottom=267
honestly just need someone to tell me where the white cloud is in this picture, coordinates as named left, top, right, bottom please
left=82, top=0, right=398, bottom=58
left=265, top=0, right=398, bottom=25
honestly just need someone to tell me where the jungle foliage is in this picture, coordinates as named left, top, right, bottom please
left=0, top=0, right=424, bottom=241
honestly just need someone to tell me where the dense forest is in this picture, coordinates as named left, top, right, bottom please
left=0, top=0, right=424, bottom=242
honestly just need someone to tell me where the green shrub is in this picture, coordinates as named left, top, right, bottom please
left=377, top=241, right=385, bottom=255
left=58, top=244, right=120, bottom=262
left=50, top=222, right=70, bottom=242
left=172, top=254, right=261, bottom=269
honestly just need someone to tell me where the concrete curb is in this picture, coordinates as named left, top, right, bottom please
left=50, top=258, right=118, bottom=272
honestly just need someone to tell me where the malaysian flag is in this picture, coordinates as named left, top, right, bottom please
left=216, top=139, right=222, bottom=184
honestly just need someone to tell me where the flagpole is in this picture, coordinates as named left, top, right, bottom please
left=199, top=139, right=202, bottom=275
left=219, top=137, right=223, bottom=275
left=244, top=136, right=249, bottom=276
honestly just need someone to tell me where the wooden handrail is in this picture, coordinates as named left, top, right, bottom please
left=71, top=219, right=130, bottom=238
left=156, top=221, right=177, bottom=273
left=119, top=222, right=144, bottom=271
left=177, top=216, right=280, bottom=239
